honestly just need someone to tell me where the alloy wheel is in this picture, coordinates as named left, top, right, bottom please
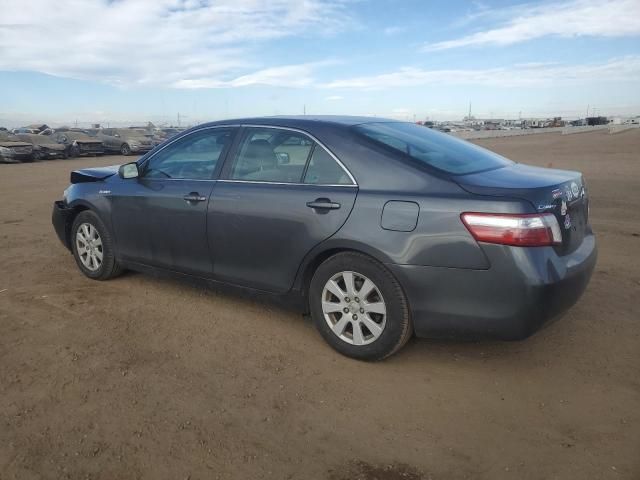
left=321, top=270, right=387, bottom=345
left=75, top=223, right=103, bottom=272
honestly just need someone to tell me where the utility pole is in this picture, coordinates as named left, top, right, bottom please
left=468, top=101, right=472, bottom=119
left=303, top=104, right=306, bottom=115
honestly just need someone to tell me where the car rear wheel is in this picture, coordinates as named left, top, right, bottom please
left=71, top=211, right=123, bottom=280
left=120, top=143, right=131, bottom=155
left=70, top=145, right=80, bottom=157
left=309, top=252, right=412, bottom=361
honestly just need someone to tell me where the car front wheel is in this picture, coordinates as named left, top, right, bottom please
left=309, top=252, right=412, bottom=361
left=120, top=143, right=131, bottom=155
left=71, top=211, right=123, bottom=280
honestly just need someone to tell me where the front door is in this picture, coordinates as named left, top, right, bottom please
left=111, top=127, right=235, bottom=276
left=208, top=126, right=357, bottom=293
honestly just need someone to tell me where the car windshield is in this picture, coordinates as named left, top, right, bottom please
left=354, top=122, right=513, bottom=175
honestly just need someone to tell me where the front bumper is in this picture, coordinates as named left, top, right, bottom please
left=52, top=201, right=74, bottom=251
left=389, top=231, right=597, bottom=340
left=39, top=150, right=65, bottom=159
left=0, top=153, right=32, bottom=163
left=130, top=144, right=153, bottom=153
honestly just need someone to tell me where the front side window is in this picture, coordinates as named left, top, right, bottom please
left=229, top=128, right=313, bottom=183
left=143, top=128, right=232, bottom=180
left=354, top=122, right=513, bottom=175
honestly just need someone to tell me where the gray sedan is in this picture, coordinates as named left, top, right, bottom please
left=52, top=116, right=596, bottom=360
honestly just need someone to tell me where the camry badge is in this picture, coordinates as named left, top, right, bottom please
left=565, top=186, right=573, bottom=201
left=571, top=182, right=580, bottom=198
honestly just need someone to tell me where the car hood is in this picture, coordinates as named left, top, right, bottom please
left=37, top=143, right=66, bottom=150
left=70, top=165, right=120, bottom=184
left=0, top=141, right=32, bottom=148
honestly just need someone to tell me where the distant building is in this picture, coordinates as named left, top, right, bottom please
left=586, top=116, right=608, bottom=126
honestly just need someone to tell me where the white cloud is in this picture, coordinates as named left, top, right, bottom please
left=172, top=62, right=336, bottom=89
left=424, top=0, right=640, bottom=50
left=0, top=0, right=349, bottom=87
left=383, top=26, right=405, bottom=36
left=323, top=56, right=640, bottom=89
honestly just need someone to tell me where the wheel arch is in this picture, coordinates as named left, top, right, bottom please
left=63, top=199, right=111, bottom=249
left=294, top=241, right=394, bottom=312
left=62, top=203, right=91, bottom=249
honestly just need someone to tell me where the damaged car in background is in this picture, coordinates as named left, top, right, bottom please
left=50, top=129, right=104, bottom=157
left=0, top=131, right=33, bottom=163
left=16, top=133, right=67, bottom=160
left=96, top=128, right=154, bottom=156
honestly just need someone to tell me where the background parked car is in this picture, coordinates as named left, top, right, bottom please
left=50, top=129, right=104, bottom=157
left=16, top=133, right=67, bottom=160
left=96, top=128, right=154, bottom=155
left=0, top=131, right=33, bottom=163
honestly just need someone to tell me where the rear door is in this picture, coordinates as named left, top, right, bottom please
left=110, top=127, right=236, bottom=275
left=208, top=126, right=357, bottom=293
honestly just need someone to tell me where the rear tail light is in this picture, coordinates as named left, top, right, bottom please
left=461, top=212, right=562, bottom=247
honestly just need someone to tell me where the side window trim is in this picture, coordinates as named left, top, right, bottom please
left=139, top=126, right=238, bottom=181
left=300, top=143, right=317, bottom=183
left=220, top=124, right=357, bottom=186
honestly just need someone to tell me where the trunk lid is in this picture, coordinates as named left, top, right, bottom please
left=455, top=163, right=589, bottom=255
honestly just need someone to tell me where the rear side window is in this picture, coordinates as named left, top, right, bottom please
left=304, top=147, right=352, bottom=185
left=354, top=122, right=513, bottom=175
left=229, top=128, right=313, bottom=183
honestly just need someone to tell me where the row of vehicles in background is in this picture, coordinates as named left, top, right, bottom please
left=0, top=126, right=185, bottom=163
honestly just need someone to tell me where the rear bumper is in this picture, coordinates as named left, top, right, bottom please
left=389, top=231, right=597, bottom=340
left=52, top=201, right=73, bottom=250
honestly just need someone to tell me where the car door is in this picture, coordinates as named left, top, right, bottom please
left=99, top=129, right=112, bottom=151
left=208, top=126, right=358, bottom=293
left=110, top=127, right=236, bottom=276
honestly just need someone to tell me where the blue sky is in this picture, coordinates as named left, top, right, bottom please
left=1, top=0, right=639, bottom=127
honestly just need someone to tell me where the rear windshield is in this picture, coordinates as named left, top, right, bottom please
left=353, top=122, right=513, bottom=175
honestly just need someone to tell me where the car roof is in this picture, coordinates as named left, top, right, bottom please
left=201, top=115, right=401, bottom=129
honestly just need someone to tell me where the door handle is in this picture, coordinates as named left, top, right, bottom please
left=306, top=198, right=341, bottom=210
left=183, top=192, right=207, bottom=203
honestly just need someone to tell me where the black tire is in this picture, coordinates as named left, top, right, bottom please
left=71, top=210, right=124, bottom=280
left=70, top=145, right=80, bottom=157
left=309, top=252, right=412, bottom=361
left=120, top=143, right=131, bottom=156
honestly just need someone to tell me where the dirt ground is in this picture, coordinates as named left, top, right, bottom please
left=1, top=130, right=639, bottom=480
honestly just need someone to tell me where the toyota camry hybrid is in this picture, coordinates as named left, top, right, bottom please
left=52, top=116, right=597, bottom=360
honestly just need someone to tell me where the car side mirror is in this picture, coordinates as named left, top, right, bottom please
left=119, top=162, right=139, bottom=179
